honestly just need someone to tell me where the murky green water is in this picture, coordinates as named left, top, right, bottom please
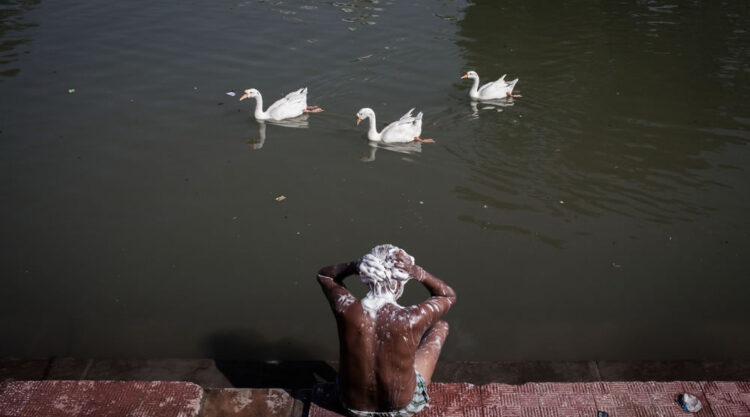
left=1, top=0, right=748, bottom=361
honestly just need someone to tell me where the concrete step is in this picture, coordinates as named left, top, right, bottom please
left=0, top=381, right=308, bottom=417
left=0, top=380, right=203, bottom=417
left=200, top=388, right=307, bottom=417
left=309, top=381, right=750, bottom=417
left=1, top=378, right=749, bottom=416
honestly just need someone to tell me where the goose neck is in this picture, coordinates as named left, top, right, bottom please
left=366, top=113, right=380, bottom=141
left=253, top=94, right=268, bottom=120
left=469, top=76, right=480, bottom=98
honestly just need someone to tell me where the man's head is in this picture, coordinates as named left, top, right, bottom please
left=358, top=244, right=414, bottom=301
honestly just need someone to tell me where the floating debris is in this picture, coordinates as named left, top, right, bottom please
left=677, top=393, right=702, bottom=413
left=275, top=195, right=287, bottom=202
left=68, top=88, right=76, bottom=94
left=226, top=91, right=236, bottom=97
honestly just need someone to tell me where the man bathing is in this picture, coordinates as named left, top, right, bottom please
left=317, top=244, right=456, bottom=416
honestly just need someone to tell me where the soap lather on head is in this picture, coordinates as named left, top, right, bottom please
left=358, top=244, right=414, bottom=302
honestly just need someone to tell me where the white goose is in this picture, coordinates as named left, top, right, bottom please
left=240, top=87, right=322, bottom=121
left=356, top=108, right=434, bottom=144
left=461, top=71, right=521, bottom=100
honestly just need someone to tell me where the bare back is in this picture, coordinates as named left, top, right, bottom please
left=334, top=300, right=424, bottom=410
left=317, top=260, right=455, bottom=412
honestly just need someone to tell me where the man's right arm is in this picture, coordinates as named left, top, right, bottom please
left=317, top=261, right=360, bottom=313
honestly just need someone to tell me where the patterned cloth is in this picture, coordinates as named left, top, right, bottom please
left=342, top=371, right=430, bottom=417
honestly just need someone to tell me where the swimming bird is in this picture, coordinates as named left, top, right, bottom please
left=461, top=71, right=521, bottom=100
left=356, top=108, right=434, bottom=144
left=240, top=87, right=323, bottom=121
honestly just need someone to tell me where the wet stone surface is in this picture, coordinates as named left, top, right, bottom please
left=200, top=388, right=305, bottom=417
left=309, top=381, right=750, bottom=417
left=2, top=358, right=750, bottom=416
left=0, top=380, right=204, bottom=417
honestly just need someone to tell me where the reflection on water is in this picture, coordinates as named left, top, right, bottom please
left=332, top=0, right=382, bottom=30
left=249, top=0, right=384, bottom=31
left=248, top=121, right=267, bottom=150
left=468, top=98, right=515, bottom=118
left=0, top=0, right=39, bottom=79
left=360, top=141, right=422, bottom=162
left=247, top=117, right=310, bottom=150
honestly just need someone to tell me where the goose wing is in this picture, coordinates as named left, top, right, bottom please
left=477, top=74, right=506, bottom=96
left=282, top=87, right=308, bottom=106
left=381, top=109, right=423, bottom=143
left=398, top=108, right=416, bottom=122
left=478, top=74, right=518, bottom=98
left=267, top=87, right=307, bottom=119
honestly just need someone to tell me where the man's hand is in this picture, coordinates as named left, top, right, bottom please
left=393, top=250, right=425, bottom=282
left=318, top=261, right=360, bottom=284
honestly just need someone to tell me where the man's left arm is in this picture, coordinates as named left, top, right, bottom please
left=317, top=261, right=359, bottom=311
left=407, top=263, right=456, bottom=331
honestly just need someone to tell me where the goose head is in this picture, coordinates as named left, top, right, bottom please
left=239, top=88, right=260, bottom=101
left=461, top=70, right=479, bottom=80
left=356, top=108, right=375, bottom=126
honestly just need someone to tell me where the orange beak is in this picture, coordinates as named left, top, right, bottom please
left=461, top=73, right=468, bottom=79
left=356, top=117, right=362, bottom=126
left=239, top=92, right=249, bottom=101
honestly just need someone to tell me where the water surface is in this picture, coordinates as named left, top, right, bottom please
left=1, top=0, right=749, bottom=361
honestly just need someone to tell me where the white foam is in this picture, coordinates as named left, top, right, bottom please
left=336, top=294, right=357, bottom=313
left=357, top=244, right=414, bottom=316
left=361, top=293, right=399, bottom=317
left=358, top=244, right=414, bottom=284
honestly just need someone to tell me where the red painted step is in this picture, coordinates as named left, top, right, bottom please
left=0, top=380, right=203, bottom=417
left=309, top=381, right=750, bottom=417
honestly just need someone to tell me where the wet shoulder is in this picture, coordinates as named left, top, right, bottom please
left=333, top=292, right=361, bottom=316
left=375, top=303, right=412, bottom=327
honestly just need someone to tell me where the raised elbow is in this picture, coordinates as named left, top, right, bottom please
left=443, top=284, right=457, bottom=302
left=446, top=293, right=457, bottom=306
left=317, top=266, right=334, bottom=282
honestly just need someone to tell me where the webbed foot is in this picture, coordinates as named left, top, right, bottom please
left=414, top=137, right=435, bottom=143
left=304, top=106, right=324, bottom=113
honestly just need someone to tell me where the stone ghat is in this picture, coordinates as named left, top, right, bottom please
left=1, top=380, right=750, bottom=417
left=310, top=381, right=750, bottom=417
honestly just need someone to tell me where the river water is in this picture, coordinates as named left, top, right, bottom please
left=1, top=0, right=748, bottom=361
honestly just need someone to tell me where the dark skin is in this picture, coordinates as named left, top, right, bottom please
left=317, top=251, right=456, bottom=412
